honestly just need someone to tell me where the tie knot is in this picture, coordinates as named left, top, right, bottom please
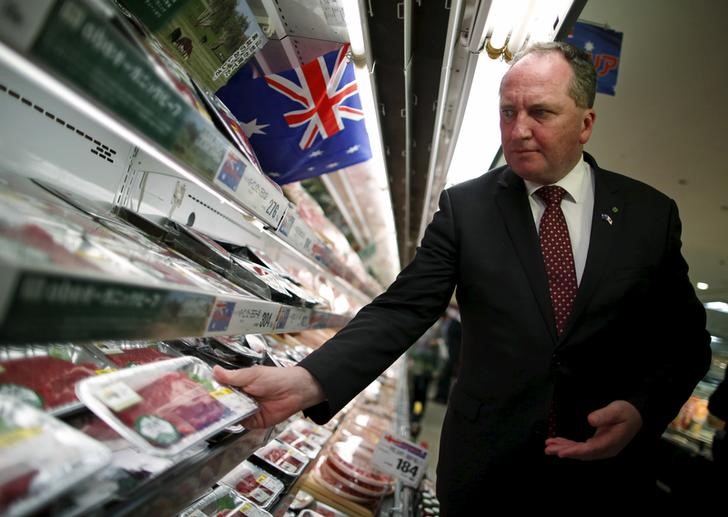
left=536, top=186, right=567, bottom=207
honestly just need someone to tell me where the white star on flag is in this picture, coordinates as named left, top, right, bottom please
left=310, top=150, right=324, bottom=157
left=326, top=162, right=339, bottom=169
left=584, top=41, right=594, bottom=52
left=346, top=145, right=360, bottom=154
left=307, top=166, right=315, bottom=172
left=241, top=119, right=269, bottom=137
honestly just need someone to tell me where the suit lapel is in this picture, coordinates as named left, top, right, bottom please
left=558, top=159, right=622, bottom=346
left=495, top=169, right=558, bottom=344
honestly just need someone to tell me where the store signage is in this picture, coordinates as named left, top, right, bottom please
left=372, top=433, right=429, bottom=488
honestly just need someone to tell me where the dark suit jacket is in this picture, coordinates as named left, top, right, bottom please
left=300, top=153, right=711, bottom=506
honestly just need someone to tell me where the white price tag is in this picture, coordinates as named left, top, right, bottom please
left=371, top=433, right=428, bottom=488
left=97, top=382, right=142, bottom=412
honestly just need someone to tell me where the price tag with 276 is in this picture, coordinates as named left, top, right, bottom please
left=371, top=433, right=428, bottom=488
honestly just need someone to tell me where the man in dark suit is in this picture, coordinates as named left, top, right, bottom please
left=214, top=42, right=711, bottom=510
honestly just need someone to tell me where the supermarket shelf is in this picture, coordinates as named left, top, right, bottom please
left=0, top=259, right=350, bottom=343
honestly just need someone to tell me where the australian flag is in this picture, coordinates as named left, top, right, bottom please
left=216, top=44, right=372, bottom=184
left=567, top=21, right=623, bottom=96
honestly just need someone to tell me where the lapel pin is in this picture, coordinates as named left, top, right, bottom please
left=601, top=213, right=613, bottom=225
left=611, top=207, right=619, bottom=213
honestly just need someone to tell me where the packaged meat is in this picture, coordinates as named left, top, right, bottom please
left=76, top=357, right=258, bottom=456
left=218, top=460, right=284, bottom=509
left=328, top=438, right=393, bottom=488
left=231, top=498, right=273, bottom=517
left=311, top=462, right=374, bottom=504
left=253, top=439, right=309, bottom=477
left=89, top=341, right=182, bottom=368
left=285, top=419, right=332, bottom=447
left=289, top=489, right=314, bottom=510
left=159, top=220, right=272, bottom=300
left=170, top=338, right=255, bottom=369
left=243, top=335, right=270, bottom=356
left=0, top=344, right=109, bottom=415
left=0, top=395, right=111, bottom=516
left=276, top=429, right=320, bottom=458
left=213, top=336, right=264, bottom=363
left=322, top=457, right=389, bottom=497
left=179, top=486, right=247, bottom=517
left=308, top=501, right=349, bottom=517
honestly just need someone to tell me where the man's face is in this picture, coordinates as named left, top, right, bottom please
left=499, top=52, right=595, bottom=185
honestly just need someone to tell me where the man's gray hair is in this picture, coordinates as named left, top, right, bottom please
left=510, top=41, right=597, bottom=109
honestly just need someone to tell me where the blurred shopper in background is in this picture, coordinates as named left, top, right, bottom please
left=408, top=319, right=444, bottom=438
left=434, top=307, right=461, bottom=404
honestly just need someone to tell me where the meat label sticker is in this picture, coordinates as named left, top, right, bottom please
left=135, top=415, right=181, bottom=446
left=0, top=384, right=43, bottom=409
left=97, top=382, right=143, bottom=412
left=372, top=433, right=429, bottom=488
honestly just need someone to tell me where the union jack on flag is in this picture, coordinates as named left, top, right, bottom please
left=216, top=44, right=372, bottom=185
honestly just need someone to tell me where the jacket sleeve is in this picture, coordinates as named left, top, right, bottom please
left=300, top=190, right=459, bottom=423
left=626, top=199, right=712, bottom=436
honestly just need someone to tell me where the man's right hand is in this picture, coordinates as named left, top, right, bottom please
left=213, top=365, right=326, bottom=429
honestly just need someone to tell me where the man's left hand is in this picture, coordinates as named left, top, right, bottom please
left=544, top=400, right=643, bottom=460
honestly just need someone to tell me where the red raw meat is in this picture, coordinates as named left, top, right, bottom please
left=115, top=372, right=227, bottom=445
left=234, top=472, right=273, bottom=506
left=0, top=356, right=97, bottom=410
left=0, top=466, right=38, bottom=512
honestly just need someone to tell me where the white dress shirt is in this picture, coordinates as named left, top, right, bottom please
left=523, top=156, right=594, bottom=285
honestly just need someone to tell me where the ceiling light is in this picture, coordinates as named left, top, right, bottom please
left=705, top=301, right=728, bottom=313
left=696, top=282, right=709, bottom=290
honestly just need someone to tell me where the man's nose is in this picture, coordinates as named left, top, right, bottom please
left=512, top=114, right=532, bottom=139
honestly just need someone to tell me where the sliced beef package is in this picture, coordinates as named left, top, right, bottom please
left=0, top=344, right=108, bottom=415
left=76, top=357, right=258, bottom=455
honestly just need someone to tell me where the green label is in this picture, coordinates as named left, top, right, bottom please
left=0, top=384, right=43, bottom=408
left=135, top=414, right=181, bottom=446
left=30, top=0, right=226, bottom=180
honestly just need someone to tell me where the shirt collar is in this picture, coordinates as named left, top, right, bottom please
left=524, top=155, right=588, bottom=203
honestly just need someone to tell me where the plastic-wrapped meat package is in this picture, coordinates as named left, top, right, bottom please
left=76, top=357, right=258, bottom=456
left=276, top=429, right=320, bottom=458
left=116, top=371, right=227, bottom=439
left=0, top=344, right=108, bottom=415
left=218, top=460, right=284, bottom=509
left=179, top=485, right=248, bottom=517
left=0, top=396, right=111, bottom=516
left=327, top=437, right=393, bottom=488
left=89, top=341, right=181, bottom=368
left=253, top=439, right=309, bottom=476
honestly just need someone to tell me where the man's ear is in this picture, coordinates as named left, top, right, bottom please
left=579, top=109, right=596, bottom=145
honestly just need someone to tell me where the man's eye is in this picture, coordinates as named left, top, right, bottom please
left=501, top=109, right=514, bottom=119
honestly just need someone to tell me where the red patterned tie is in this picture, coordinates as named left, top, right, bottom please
left=536, top=186, right=578, bottom=336
left=537, top=186, right=577, bottom=438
